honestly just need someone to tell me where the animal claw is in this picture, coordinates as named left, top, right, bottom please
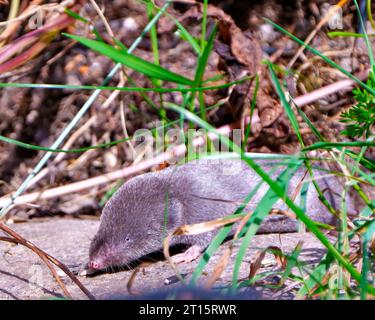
left=171, top=245, right=202, bottom=264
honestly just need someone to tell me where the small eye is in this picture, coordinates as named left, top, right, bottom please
left=125, top=236, right=130, bottom=242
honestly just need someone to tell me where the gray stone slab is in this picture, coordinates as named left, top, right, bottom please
left=0, top=219, right=327, bottom=300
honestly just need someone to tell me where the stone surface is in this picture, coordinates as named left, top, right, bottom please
left=0, top=219, right=327, bottom=300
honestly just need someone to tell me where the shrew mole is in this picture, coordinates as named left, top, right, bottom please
left=88, top=158, right=370, bottom=271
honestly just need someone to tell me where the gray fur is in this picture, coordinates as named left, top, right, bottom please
left=88, top=158, right=368, bottom=270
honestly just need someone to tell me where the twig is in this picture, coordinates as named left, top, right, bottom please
left=287, top=0, right=350, bottom=68
left=89, top=0, right=135, bottom=153
left=0, top=0, right=173, bottom=217
left=89, top=0, right=114, bottom=39
left=0, top=236, right=18, bottom=244
left=27, top=1, right=140, bottom=188
left=0, top=0, right=20, bottom=46
left=28, top=114, right=97, bottom=190
left=0, top=0, right=75, bottom=27
left=0, top=13, right=75, bottom=65
left=0, top=118, right=243, bottom=207
left=293, top=70, right=369, bottom=107
left=0, top=63, right=369, bottom=209
left=0, top=222, right=95, bottom=299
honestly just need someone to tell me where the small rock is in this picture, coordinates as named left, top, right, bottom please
left=122, top=17, right=138, bottom=32
left=259, top=24, right=278, bottom=43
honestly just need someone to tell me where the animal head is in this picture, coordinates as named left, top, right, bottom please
left=88, top=175, right=184, bottom=270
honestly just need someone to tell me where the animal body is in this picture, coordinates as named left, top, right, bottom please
left=88, top=158, right=368, bottom=271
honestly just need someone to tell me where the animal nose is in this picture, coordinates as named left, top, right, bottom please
left=88, top=261, right=101, bottom=270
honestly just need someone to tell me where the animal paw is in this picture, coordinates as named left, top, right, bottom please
left=171, top=245, right=202, bottom=264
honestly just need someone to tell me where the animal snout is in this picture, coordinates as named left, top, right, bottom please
left=88, top=261, right=102, bottom=270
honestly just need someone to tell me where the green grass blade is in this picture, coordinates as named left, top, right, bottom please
left=194, top=24, right=217, bottom=86
left=0, top=102, right=245, bottom=154
left=99, top=180, right=124, bottom=207
left=193, top=24, right=217, bottom=120
left=291, top=99, right=326, bottom=142
left=346, top=150, right=375, bottom=172
left=0, top=0, right=174, bottom=218
left=292, top=101, right=375, bottom=171
left=166, top=13, right=200, bottom=55
left=296, top=254, right=334, bottom=298
left=166, top=104, right=375, bottom=295
left=280, top=242, right=303, bottom=285
left=231, top=159, right=303, bottom=291
left=354, top=0, right=375, bottom=67
left=63, top=34, right=194, bottom=86
left=64, top=8, right=104, bottom=41
left=201, top=0, right=209, bottom=51
left=0, top=77, right=249, bottom=93
left=268, top=62, right=304, bottom=145
left=147, top=1, right=160, bottom=66
left=64, top=8, right=90, bottom=24
left=269, top=61, right=338, bottom=215
left=361, top=219, right=375, bottom=299
left=367, top=0, right=375, bottom=29
left=190, top=164, right=281, bottom=284
left=202, top=73, right=225, bottom=84
left=302, top=141, right=375, bottom=152
left=264, top=18, right=375, bottom=96
left=244, top=75, right=259, bottom=147
left=327, top=31, right=375, bottom=38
